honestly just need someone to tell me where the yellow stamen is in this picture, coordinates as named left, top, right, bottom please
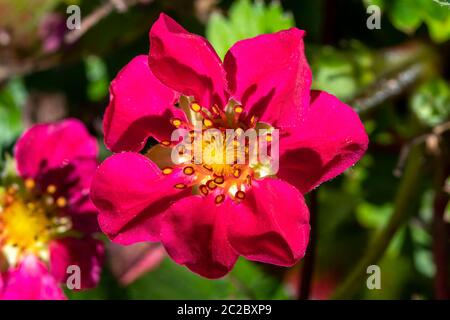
left=190, top=103, right=201, bottom=112
left=183, top=166, right=194, bottom=175
left=46, top=184, right=57, bottom=194
left=161, top=140, right=171, bottom=147
left=162, top=167, right=173, bottom=175
left=234, top=105, right=243, bottom=114
left=171, top=118, right=182, bottom=128
left=203, top=119, right=213, bottom=128
left=215, top=194, right=225, bottom=204
left=56, top=197, right=67, bottom=208
left=174, top=183, right=187, bottom=189
left=24, top=179, right=35, bottom=190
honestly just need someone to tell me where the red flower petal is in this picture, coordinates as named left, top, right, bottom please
left=90, top=152, right=190, bottom=245
left=49, top=237, right=104, bottom=289
left=228, top=178, right=310, bottom=266
left=224, top=28, right=312, bottom=128
left=160, top=195, right=238, bottom=279
left=149, top=13, right=228, bottom=108
left=15, top=118, right=97, bottom=180
left=278, top=91, right=369, bottom=193
left=104, top=55, right=183, bottom=152
left=1, top=255, right=66, bottom=300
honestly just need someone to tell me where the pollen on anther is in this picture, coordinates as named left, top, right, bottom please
left=183, top=166, right=194, bottom=175
left=266, top=133, right=273, bottom=142
left=47, top=184, right=57, bottom=194
left=56, top=197, right=67, bottom=208
left=234, top=105, right=243, bottom=114
left=235, top=190, right=246, bottom=200
left=206, top=180, right=217, bottom=190
left=190, top=103, right=201, bottom=112
left=170, top=118, right=182, bottom=128
left=174, top=183, right=187, bottom=189
left=199, top=185, right=209, bottom=196
left=162, top=167, right=173, bottom=175
left=203, top=119, right=213, bottom=128
left=215, top=194, right=225, bottom=204
left=214, top=176, right=224, bottom=184
left=161, top=140, right=171, bottom=146
left=24, top=179, right=35, bottom=190
left=233, top=168, right=241, bottom=178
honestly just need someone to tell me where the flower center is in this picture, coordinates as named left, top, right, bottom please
left=156, top=97, right=277, bottom=204
left=0, top=179, right=71, bottom=265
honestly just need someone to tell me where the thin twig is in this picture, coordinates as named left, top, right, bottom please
left=332, top=143, right=424, bottom=299
left=64, top=0, right=146, bottom=45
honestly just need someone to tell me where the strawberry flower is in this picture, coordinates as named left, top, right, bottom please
left=91, top=14, right=368, bottom=278
left=0, top=119, right=104, bottom=299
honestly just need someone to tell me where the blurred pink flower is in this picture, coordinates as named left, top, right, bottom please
left=39, top=13, right=67, bottom=53
left=0, top=119, right=104, bottom=299
left=91, top=14, right=368, bottom=278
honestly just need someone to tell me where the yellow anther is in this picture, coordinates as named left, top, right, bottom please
left=215, top=194, right=225, bottom=204
left=183, top=166, right=194, bottom=175
left=171, top=118, right=182, bottom=128
left=199, top=185, right=209, bottom=196
left=233, top=168, right=241, bottom=178
left=235, top=190, right=246, bottom=200
left=162, top=167, right=173, bottom=175
left=161, top=140, right=171, bottom=147
left=46, top=184, right=57, bottom=194
left=234, top=105, right=243, bottom=114
left=206, top=180, right=217, bottom=190
left=266, top=133, right=272, bottom=142
left=190, top=103, right=201, bottom=112
left=174, top=183, right=187, bottom=189
left=214, top=176, right=224, bottom=184
left=24, top=179, right=35, bottom=190
left=203, top=119, right=213, bottom=128
left=56, top=197, right=67, bottom=208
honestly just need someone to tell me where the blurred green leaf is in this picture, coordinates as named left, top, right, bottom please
left=410, top=77, right=450, bottom=127
left=365, top=0, right=450, bottom=43
left=310, top=42, right=376, bottom=101
left=206, top=0, right=294, bottom=59
left=0, top=78, right=26, bottom=153
left=84, top=55, right=109, bottom=102
left=107, top=258, right=288, bottom=299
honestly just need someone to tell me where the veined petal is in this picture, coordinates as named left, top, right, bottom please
left=227, top=178, right=310, bottom=266
left=224, top=28, right=312, bottom=128
left=1, top=255, right=66, bottom=300
left=149, top=13, right=228, bottom=108
left=278, top=91, right=369, bottom=194
left=14, top=118, right=98, bottom=181
left=104, top=55, right=183, bottom=152
left=160, top=195, right=238, bottom=279
left=90, top=152, right=191, bottom=245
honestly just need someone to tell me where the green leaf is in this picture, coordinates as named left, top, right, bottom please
left=84, top=55, right=109, bottom=102
left=410, top=78, right=450, bottom=127
left=389, top=0, right=423, bottom=33
left=0, top=78, right=26, bottom=153
left=206, top=0, right=295, bottom=59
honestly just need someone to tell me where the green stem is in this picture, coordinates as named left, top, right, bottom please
left=331, top=143, right=425, bottom=299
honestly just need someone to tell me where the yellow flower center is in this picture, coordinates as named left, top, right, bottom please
left=0, top=180, right=71, bottom=265
left=153, top=97, right=277, bottom=204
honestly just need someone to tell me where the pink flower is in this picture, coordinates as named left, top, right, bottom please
left=91, top=14, right=368, bottom=279
left=0, top=119, right=104, bottom=299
